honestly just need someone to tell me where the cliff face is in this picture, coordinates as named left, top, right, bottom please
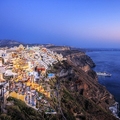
left=49, top=61, right=117, bottom=120
left=48, top=47, right=97, bottom=81
left=46, top=45, right=70, bottom=52
left=66, top=52, right=95, bottom=68
left=46, top=47, right=118, bottom=119
left=47, top=46, right=95, bottom=69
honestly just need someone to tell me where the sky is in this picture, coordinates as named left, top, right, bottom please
left=0, top=0, right=120, bottom=48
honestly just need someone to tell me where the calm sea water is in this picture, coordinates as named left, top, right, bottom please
left=87, top=51, right=120, bottom=105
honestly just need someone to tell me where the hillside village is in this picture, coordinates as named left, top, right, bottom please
left=0, top=44, right=119, bottom=120
left=0, top=44, right=66, bottom=114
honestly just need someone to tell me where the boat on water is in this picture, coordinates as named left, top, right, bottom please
left=96, top=72, right=112, bottom=77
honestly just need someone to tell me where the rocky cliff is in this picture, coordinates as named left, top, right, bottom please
left=48, top=46, right=97, bottom=81
left=48, top=60, right=118, bottom=120
left=47, top=46, right=118, bottom=119
left=47, top=46, right=95, bottom=68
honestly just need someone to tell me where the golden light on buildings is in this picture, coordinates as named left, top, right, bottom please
left=9, top=91, right=18, bottom=98
left=7, top=45, right=53, bottom=106
left=9, top=92, right=25, bottom=101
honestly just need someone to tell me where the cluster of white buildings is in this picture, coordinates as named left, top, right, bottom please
left=0, top=44, right=65, bottom=112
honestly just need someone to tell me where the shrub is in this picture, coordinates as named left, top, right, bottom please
left=0, top=114, right=11, bottom=120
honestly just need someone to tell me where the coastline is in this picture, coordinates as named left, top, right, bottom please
left=49, top=46, right=120, bottom=119
left=86, top=50, right=120, bottom=119
left=0, top=44, right=119, bottom=120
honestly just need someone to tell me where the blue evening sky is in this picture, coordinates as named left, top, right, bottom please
left=0, top=0, right=120, bottom=48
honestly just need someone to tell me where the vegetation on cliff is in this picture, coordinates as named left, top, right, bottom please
left=47, top=60, right=118, bottom=120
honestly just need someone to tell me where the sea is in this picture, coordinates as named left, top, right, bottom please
left=86, top=50, right=120, bottom=115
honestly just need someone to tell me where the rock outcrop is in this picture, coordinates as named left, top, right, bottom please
left=48, top=46, right=97, bottom=81
left=47, top=46, right=95, bottom=68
